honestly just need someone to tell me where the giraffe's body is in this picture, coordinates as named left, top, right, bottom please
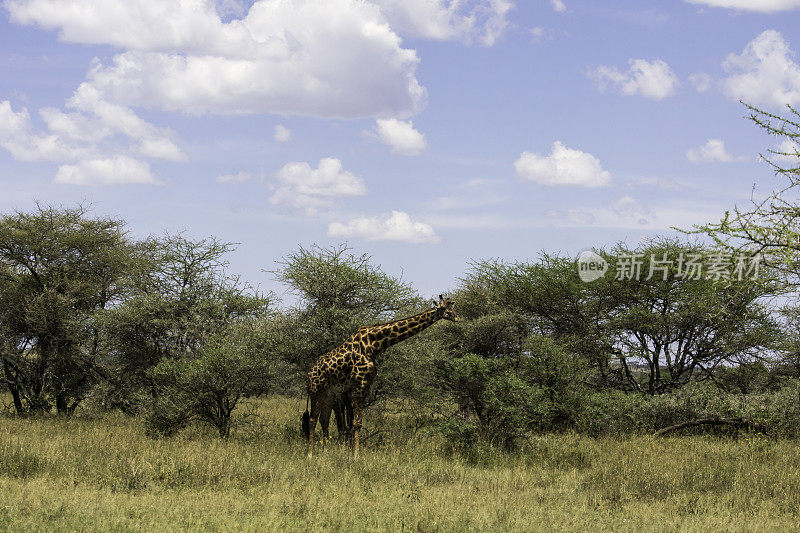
left=305, top=296, right=458, bottom=457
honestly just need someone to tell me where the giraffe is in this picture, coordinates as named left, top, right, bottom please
left=303, top=295, right=459, bottom=457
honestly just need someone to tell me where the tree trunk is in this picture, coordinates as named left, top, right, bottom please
left=55, top=392, right=69, bottom=416
left=9, top=384, right=24, bottom=415
left=1, top=358, right=26, bottom=414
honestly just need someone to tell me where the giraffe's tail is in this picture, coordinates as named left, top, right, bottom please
left=301, top=391, right=310, bottom=439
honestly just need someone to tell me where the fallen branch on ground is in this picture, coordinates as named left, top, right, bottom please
left=654, top=417, right=769, bottom=437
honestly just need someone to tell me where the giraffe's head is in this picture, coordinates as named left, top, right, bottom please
left=434, top=294, right=459, bottom=322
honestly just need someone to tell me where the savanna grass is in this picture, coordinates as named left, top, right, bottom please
left=0, top=396, right=799, bottom=532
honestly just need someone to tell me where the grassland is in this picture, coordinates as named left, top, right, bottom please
left=1, top=396, right=799, bottom=532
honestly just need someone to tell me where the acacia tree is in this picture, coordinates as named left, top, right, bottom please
left=0, top=204, right=134, bottom=414
left=272, top=244, right=421, bottom=370
left=607, top=240, right=780, bottom=394
left=692, top=103, right=800, bottom=399
left=272, top=244, right=422, bottom=436
left=102, top=233, right=269, bottom=409
left=461, top=255, right=623, bottom=387
left=147, top=317, right=291, bottom=438
left=696, top=103, right=800, bottom=285
left=453, top=242, right=780, bottom=395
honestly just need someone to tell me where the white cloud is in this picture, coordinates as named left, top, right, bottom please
left=217, top=171, right=254, bottom=183
left=6, top=0, right=426, bottom=119
left=328, top=210, right=440, bottom=243
left=38, top=107, right=111, bottom=143
left=0, top=101, right=90, bottom=162
left=373, top=0, right=514, bottom=46
left=591, top=58, right=679, bottom=100
left=274, top=125, right=291, bottom=143
left=54, top=156, right=158, bottom=185
left=611, top=195, right=652, bottom=225
left=689, top=72, right=712, bottom=92
left=545, top=209, right=594, bottom=225
left=370, top=118, right=427, bottom=156
left=550, top=0, right=566, bottom=12
left=530, top=27, right=546, bottom=42
left=686, top=139, right=739, bottom=163
left=68, top=85, right=183, bottom=156
left=514, top=141, right=611, bottom=187
left=685, top=0, right=800, bottom=13
left=722, top=30, right=800, bottom=107
left=0, top=95, right=183, bottom=183
left=138, top=138, right=187, bottom=161
left=270, top=157, right=367, bottom=215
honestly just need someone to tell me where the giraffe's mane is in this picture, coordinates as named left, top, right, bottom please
left=360, top=306, right=435, bottom=330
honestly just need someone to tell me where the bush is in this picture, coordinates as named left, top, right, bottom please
left=145, top=320, right=286, bottom=438
left=573, top=382, right=800, bottom=437
left=433, top=352, right=558, bottom=449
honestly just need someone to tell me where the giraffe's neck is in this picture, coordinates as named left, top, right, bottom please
left=363, top=308, right=440, bottom=354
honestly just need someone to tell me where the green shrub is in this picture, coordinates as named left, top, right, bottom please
left=573, top=381, right=800, bottom=437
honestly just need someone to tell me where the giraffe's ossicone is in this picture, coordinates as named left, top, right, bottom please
left=303, top=295, right=459, bottom=457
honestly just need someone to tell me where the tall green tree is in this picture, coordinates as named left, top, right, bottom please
left=461, top=254, right=622, bottom=387
left=146, top=317, right=290, bottom=438
left=272, top=244, right=422, bottom=435
left=0, top=204, right=134, bottom=414
left=272, top=244, right=421, bottom=372
left=607, top=240, right=780, bottom=394
left=102, top=233, right=269, bottom=408
left=695, top=103, right=800, bottom=286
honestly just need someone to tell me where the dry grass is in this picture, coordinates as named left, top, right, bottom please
left=0, top=396, right=799, bottom=532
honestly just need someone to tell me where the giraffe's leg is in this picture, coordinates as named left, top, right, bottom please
left=307, top=394, right=320, bottom=457
left=351, top=392, right=365, bottom=459
left=319, top=398, right=333, bottom=450
left=333, top=397, right=346, bottom=441
left=343, top=391, right=354, bottom=440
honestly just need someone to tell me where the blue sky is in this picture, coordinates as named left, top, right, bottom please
left=2, top=0, right=800, bottom=300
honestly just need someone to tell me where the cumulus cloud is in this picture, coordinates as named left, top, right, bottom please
left=591, top=58, right=679, bottom=100
left=38, top=107, right=111, bottom=143
left=327, top=210, right=440, bottom=243
left=545, top=208, right=594, bottom=225
left=514, top=141, right=611, bottom=187
left=550, top=0, right=566, bottom=12
left=138, top=138, right=187, bottom=161
left=0, top=101, right=89, bottom=162
left=273, top=125, right=291, bottom=143
left=373, top=0, right=514, bottom=46
left=686, top=139, right=741, bottom=163
left=270, top=157, right=367, bottom=215
left=1, top=1, right=516, bottom=183
left=611, top=195, right=652, bottom=225
left=685, top=0, right=800, bottom=12
left=217, top=171, right=254, bottom=183
left=722, top=30, right=800, bottom=107
left=0, top=96, right=181, bottom=184
left=689, top=72, right=712, bottom=92
left=54, top=156, right=158, bottom=185
left=370, top=118, right=427, bottom=155
left=6, top=0, right=426, bottom=118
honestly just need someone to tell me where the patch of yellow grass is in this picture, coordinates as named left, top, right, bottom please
left=0, top=397, right=798, bottom=531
